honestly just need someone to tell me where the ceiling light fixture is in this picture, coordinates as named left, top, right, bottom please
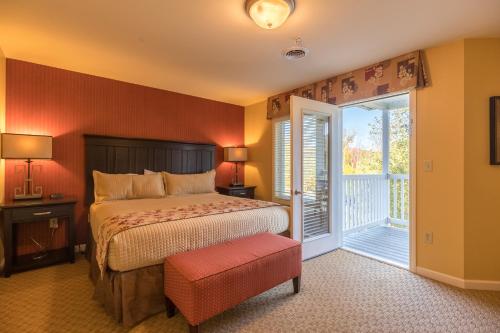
left=245, top=0, right=295, bottom=30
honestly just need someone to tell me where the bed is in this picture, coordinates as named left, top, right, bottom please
left=84, top=135, right=289, bottom=327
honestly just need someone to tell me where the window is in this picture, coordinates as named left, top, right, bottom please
left=272, top=117, right=291, bottom=202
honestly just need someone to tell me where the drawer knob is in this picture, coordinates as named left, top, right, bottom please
left=33, top=211, right=52, bottom=216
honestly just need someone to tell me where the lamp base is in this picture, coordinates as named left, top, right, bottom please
left=14, top=193, right=42, bottom=201
left=14, top=161, right=44, bottom=200
left=229, top=183, right=245, bottom=188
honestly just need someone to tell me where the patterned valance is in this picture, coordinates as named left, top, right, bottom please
left=267, top=50, right=428, bottom=119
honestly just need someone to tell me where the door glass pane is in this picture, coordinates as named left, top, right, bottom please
left=302, top=113, right=330, bottom=240
left=273, top=119, right=291, bottom=200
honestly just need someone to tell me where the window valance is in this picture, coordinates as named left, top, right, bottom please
left=267, top=50, right=428, bottom=119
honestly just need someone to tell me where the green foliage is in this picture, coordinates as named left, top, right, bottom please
left=387, top=108, right=410, bottom=174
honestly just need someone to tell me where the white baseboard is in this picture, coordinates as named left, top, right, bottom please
left=416, top=266, right=500, bottom=291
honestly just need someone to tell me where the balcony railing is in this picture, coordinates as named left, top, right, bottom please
left=389, top=174, right=409, bottom=226
left=343, top=174, right=409, bottom=234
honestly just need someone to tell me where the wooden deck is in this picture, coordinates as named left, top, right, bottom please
left=343, top=226, right=409, bottom=267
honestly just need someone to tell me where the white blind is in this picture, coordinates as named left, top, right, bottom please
left=302, top=114, right=330, bottom=239
left=273, top=118, right=291, bottom=201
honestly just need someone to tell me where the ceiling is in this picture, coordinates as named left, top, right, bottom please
left=1, top=0, right=500, bottom=106
left=358, top=94, right=409, bottom=111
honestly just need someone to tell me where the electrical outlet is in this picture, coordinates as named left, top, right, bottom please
left=73, top=244, right=87, bottom=254
left=425, top=232, right=433, bottom=244
left=49, top=218, right=59, bottom=229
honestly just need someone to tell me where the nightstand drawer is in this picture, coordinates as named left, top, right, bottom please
left=216, top=186, right=256, bottom=199
left=11, top=204, right=71, bottom=221
left=230, top=189, right=249, bottom=197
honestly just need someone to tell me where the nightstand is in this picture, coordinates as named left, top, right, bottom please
left=216, top=186, right=256, bottom=199
left=0, top=198, right=76, bottom=277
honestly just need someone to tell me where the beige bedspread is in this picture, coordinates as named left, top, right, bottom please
left=90, top=193, right=289, bottom=272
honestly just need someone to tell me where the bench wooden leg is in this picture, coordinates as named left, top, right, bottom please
left=293, top=276, right=301, bottom=294
left=189, top=324, right=199, bottom=333
left=165, top=296, right=176, bottom=318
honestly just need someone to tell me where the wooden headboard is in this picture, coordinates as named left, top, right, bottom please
left=84, top=135, right=216, bottom=204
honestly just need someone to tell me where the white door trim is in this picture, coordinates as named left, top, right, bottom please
left=409, top=89, right=417, bottom=273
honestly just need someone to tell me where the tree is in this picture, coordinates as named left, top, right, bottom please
left=343, top=129, right=382, bottom=175
left=368, top=107, right=410, bottom=174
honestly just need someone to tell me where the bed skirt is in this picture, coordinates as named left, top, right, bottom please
left=88, top=230, right=290, bottom=327
left=89, top=237, right=165, bottom=327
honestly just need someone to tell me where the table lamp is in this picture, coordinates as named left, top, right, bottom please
left=224, top=147, right=248, bottom=187
left=1, top=133, right=53, bottom=200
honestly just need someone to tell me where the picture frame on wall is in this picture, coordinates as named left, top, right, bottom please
left=490, top=96, right=500, bottom=165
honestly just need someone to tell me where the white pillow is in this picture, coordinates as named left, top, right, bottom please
left=162, top=170, right=216, bottom=195
left=93, top=171, right=133, bottom=202
left=130, top=174, right=166, bottom=199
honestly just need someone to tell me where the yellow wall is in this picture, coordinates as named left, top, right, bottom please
left=415, top=40, right=465, bottom=278
left=0, top=47, right=5, bottom=203
left=244, top=101, right=273, bottom=201
left=0, top=46, right=5, bottom=269
left=464, top=39, right=500, bottom=281
left=245, top=39, right=500, bottom=282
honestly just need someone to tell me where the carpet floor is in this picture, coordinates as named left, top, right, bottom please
left=1, top=250, right=499, bottom=333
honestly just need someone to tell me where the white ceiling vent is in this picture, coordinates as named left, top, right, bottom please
left=282, top=37, right=309, bottom=60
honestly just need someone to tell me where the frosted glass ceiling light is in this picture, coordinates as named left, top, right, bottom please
left=245, top=0, right=295, bottom=29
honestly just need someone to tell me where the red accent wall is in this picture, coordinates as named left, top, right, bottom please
left=5, top=59, right=244, bottom=251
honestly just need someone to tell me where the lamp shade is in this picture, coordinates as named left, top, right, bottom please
left=224, top=147, right=248, bottom=162
left=1, top=133, right=53, bottom=160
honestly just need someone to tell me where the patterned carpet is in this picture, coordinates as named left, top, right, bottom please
left=1, top=250, right=499, bottom=333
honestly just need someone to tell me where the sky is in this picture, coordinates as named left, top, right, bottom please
left=342, top=106, right=382, bottom=150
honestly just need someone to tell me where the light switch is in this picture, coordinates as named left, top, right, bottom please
left=425, top=232, right=433, bottom=244
left=424, top=160, right=433, bottom=172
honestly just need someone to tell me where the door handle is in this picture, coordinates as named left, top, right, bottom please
left=33, top=211, right=52, bottom=216
left=294, top=190, right=302, bottom=195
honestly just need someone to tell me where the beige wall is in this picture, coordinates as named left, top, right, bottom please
left=464, top=39, right=500, bottom=281
left=415, top=40, right=465, bottom=278
left=244, top=101, right=273, bottom=201
left=245, top=38, right=500, bottom=282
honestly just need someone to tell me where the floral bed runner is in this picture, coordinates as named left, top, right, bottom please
left=96, top=197, right=280, bottom=276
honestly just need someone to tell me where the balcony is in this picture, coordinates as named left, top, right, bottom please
left=342, top=173, right=409, bottom=267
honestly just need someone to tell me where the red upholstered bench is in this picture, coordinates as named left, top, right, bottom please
left=164, top=232, right=302, bottom=333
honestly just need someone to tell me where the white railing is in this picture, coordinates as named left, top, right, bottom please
left=343, top=175, right=388, bottom=234
left=343, top=174, right=409, bottom=233
left=389, top=174, right=409, bottom=226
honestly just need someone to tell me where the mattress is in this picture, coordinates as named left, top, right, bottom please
left=90, top=193, right=289, bottom=272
